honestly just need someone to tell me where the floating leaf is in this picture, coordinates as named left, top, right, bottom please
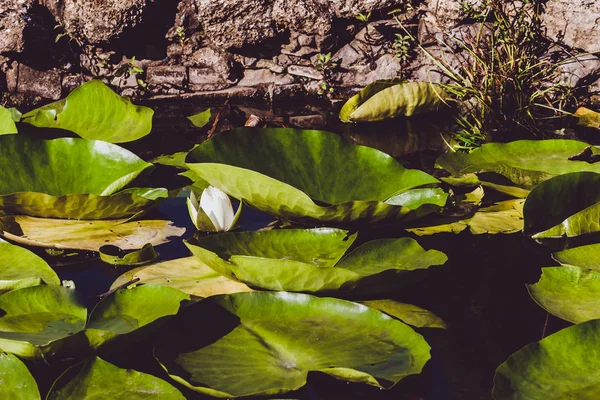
left=0, top=106, right=19, bottom=135
left=407, top=199, right=525, bottom=236
left=85, top=285, right=189, bottom=349
left=187, top=108, right=211, bottom=128
left=360, top=300, right=446, bottom=329
left=493, top=319, right=600, bottom=399
left=0, top=352, right=40, bottom=399
left=436, top=140, right=600, bottom=189
left=186, top=128, right=441, bottom=225
left=574, top=106, right=600, bottom=129
left=340, top=81, right=448, bottom=123
left=0, top=215, right=185, bottom=251
left=155, top=292, right=431, bottom=398
left=47, top=357, right=184, bottom=399
left=0, top=242, right=60, bottom=294
left=99, top=243, right=158, bottom=266
left=185, top=228, right=446, bottom=293
left=523, top=172, right=600, bottom=237
left=0, top=285, right=87, bottom=359
left=21, top=80, right=153, bottom=143
left=441, top=174, right=530, bottom=198
left=110, top=256, right=253, bottom=297
left=553, top=244, right=600, bottom=271
left=528, top=266, right=600, bottom=324
left=0, top=135, right=159, bottom=219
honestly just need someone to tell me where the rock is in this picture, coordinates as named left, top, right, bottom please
left=269, top=83, right=306, bottom=103
left=186, top=46, right=233, bottom=76
left=0, top=0, right=35, bottom=54
left=330, top=0, right=404, bottom=18
left=554, top=54, right=600, bottom=87
left=272, top=0, right=333, bottom=36
left=297, top=34, right=315, bottom=47
left=407, top=46, right=456, bottom=83
left=256, top=59, right=285, bottom=74
left=543, top=0, right=600, bottom=53
left=289, top=114, right=326, bottom=129
left=146, top=66, right=187, bottom=87
left=333, top=44, right=363, bottom=67
left=62, top=74, right=87, bottom=93
left=427, top=0, right=486, bottom=28
left=334, top=53, right=400, bottom=87
left=188, top=68, right=234, bottom=91
left=237, top=69, right=295, bottom=86
left=45, top=0, right=147, bottom=45
left=7, top=63, right=62, bottom=99
left=288, top=65, right=323, bottom=80
left=195, top=0, right=277, bottom=49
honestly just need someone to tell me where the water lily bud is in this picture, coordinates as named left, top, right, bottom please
left=187, top=186, right=241, bottom=232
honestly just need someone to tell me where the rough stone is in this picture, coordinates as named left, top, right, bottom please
left=334, top=53, right=400, bottom=87
left=269, top=83, right=305, bottom=103
left=188, top=68, right=234, bottom=91
left=289, top=114, right=326, bottom=129
left=554, top=54, right=600, bottom=87
left=9, top=63, right=62, bottom=99
left=238, top=69, right=295, bottom=87
left=0, top=0, right=35, bottom=54
left=272, top=0, right=333, bottom=36
left=542, top=0, right=600, bottom=53
left=46, top=0, right=147, bottom=45
left=288, top=65, right=323, bottom=80
left=62, top=74, right=87, bottom=93
left=427, top=0, right=486, bottom=28
left=186, top=46, right=233, bottom=77
left=330, top=0, right=405, bottom=18
left=195, top=0, right=277, bottom=49
left=255, top=59, right=285, bottom=74
left=333, top=44, right=363, bottom=67
left=146, top=66, right=187, bottom=87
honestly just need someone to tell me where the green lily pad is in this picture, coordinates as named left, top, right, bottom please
left=436, top=140, right=600, bottom=189
left=187, top=108, right=211, bottom=128
left=0, top=135, right=159, bottom=219
left=441, top=174, right=531, bottom=198
left=0, top=284, right=188, bottom=359
left=553, top=244, right=600, bottom=270
left=85, top=284, right=189, bottom=349
left=0, top=215, right=185, bottom=251
left=99, top=243, right=159, bottom=266
left=407, top=199, right=525, bottom=236
left=360, top=300, right=446, bottom=329
left=0, top=106, right=19, bottom=135
left=0, top=285, right=87, bottom=359
left=0, top=242, right=60, bottom=294
left=0, top=352, right=40, bottom=399
left=339, top=81, right=448, bottom=123
left=21, top=80, right=153, bottom=143
left=186, top=128, right=441, bottom=225
left=523, top=172, right=600, bottom=237
left=528, top=266, right=600, bottom=324
left=493, top=319, right=600, bottom=399
left=185, top=228, right=446, bottom=293
left=155, top=292, right=431, bottom=398
left=110, top=256, right=254, bottom=297
left=47, top=356, right=184, bottom=399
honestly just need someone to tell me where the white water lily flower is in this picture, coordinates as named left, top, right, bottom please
left=187, top=186, right=241, bottom=232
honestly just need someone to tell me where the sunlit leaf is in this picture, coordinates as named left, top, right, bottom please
left=0, top=106, right=19, bottom=135
left=0, top=352, right=40, bottom=399
left=0, top=242, right=60, bottom=293
left=360, top=300, right=446, bottom=329
left=187, top=108, right=211, bottom=128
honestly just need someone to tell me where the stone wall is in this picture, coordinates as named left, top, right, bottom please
left=1, top=0, right=600, bottom=107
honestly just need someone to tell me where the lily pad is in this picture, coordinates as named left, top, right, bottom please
left=99, top=243, right=159, bottom=266
left=553, top=244, right=600, bottom=270
left=155, top=292, right=431, bottom=398
left=110, top=256, right=253, bottom=297
left=0, top=135, right=158, bottom=219
left=574, top=106, right=600, bottom=129
left=0, top=352, right=40, bottom=399
left=0, top=285, right=87, bottom=359
left=523, top=172, right=600, bottom=237
left=360, top=300, right=446, bottom=329
left=47, top=356, right=184, bottom=399
left=493, top=319, right=600, bottom=399
left=407, top=199, right=525, bottom=236
left=0, top=106, right=19, bottom=135
left=185, top=228, right=446, bottom=293
left=0, top=242, right=60, bottom=294
left=528, top=266, right=600, bottom=324
left=186, top=128, right=441, bottom=225
left=21, top=80, right=153, bottom=143
left=187, top=108, right=211, bottom=128
left=0, top=215, right=185, bottom=251
left=436, top=140, right=600, bottom=189
left=339, top=81, right=448, bottom=123
left=0, top=284, right=189, bottom=359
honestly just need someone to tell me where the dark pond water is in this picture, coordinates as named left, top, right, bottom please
left=16, top=99, right=579, bottom=399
